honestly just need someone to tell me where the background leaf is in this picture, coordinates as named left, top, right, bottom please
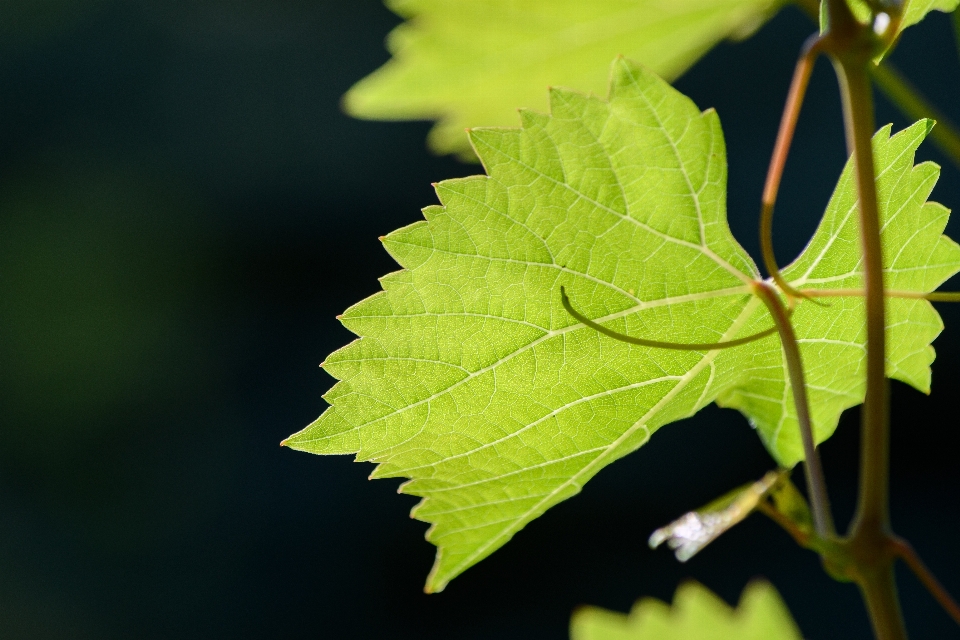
left=344, top=0, right=783, bottom=159
left=570, top=581, right=802, bottom=640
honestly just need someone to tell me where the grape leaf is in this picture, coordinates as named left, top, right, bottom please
left=719, top=118, right=960, bottom=462
left=286, top=58, right=958, bottom=591
left=344, top=0, right=782, bottom=159
left=570, top=581, right=802, bottom=640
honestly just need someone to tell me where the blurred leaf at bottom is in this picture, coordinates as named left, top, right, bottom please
left=571, top=581, right=802, bottom=640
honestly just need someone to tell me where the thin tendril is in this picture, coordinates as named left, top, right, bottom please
left=760, top=35, right=825, bottom=302
left=560, top=287, right=777, bottom=351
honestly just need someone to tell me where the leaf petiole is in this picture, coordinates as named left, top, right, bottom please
left=751, top=281, right=835, bottom=539
left=800, top=289, right=960, bottom=302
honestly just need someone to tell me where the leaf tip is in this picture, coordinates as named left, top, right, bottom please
left=424, top=575, right=447, bottom=594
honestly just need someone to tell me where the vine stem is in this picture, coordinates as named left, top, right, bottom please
left=827, top=0, right=905, bottom=636
left=752, top=282, right=834, bottom=538
left=834, top=46, right=890, bottom=546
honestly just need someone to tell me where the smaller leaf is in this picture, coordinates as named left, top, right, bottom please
left=570, top=581, right=802, bottom=640
left=649, top=470, right=783, bottom=562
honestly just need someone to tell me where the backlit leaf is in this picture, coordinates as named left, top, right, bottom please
left=287, top=59, right=959, bottom=591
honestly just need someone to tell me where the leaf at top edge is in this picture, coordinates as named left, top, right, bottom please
left=286, top=57, right=959, bottom=592
left=900, top=0, right=960, bottom=28
left=345, top=0, right=783, bottom=159
left=570, top=581, right=802, bottom=640
left=821, top=0, right=959, bottom=57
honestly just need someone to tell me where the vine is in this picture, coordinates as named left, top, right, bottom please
left=292, top=1, right=960, bottom=636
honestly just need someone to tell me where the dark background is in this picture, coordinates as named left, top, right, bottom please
left=1, top=2, right=959, bottom=638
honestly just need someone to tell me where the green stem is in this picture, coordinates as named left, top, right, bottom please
left=753, top=282, right=835, bottom=538
left=857, top=565, right=909, bottom=640
left=757, top=498, right=812, bottom=547
left=826, top=0, right=906, bottom=634
left=835, top=55, right=891, bottom=545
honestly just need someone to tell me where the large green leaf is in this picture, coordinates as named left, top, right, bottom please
left=570, top=581, right=802, bottom=640
left=345, top=0, right=782, bottom=158
left=287, top=58, right=959, bottom=591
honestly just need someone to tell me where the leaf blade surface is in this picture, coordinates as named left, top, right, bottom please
left=291, top=59, right=767, bottom=591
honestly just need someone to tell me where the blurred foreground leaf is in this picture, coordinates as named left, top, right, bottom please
left=570, top=581, right=802, bottom=640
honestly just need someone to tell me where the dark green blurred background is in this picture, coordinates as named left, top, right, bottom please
left=1, top=2, right=959, bottom=638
